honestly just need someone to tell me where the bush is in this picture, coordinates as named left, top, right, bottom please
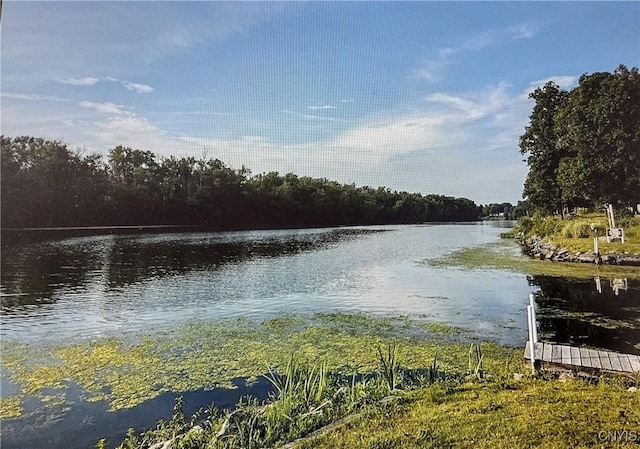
left=560, top=222, right=605, bottom=238
left=530, top=216, right=563, bottom=237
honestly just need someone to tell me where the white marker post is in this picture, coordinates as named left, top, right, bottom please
left=527, top=293, right=537, bottom=373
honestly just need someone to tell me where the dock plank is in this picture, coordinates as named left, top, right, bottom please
left=628, top=355, right=640, bottom=373
left=570, top=346, right=581, bottom=367
left=551, top=345, right=563, bottom=364
left=609, top=354, right=624, bottom=372
left=599, top=352, right=613, bottom=371
left=543, top=343, right=553, bottom=363
left=579, top=348, right=593, bottom=368
left=561, top=345, right=572, bottom=365
left=534, top=343, right=543, bottom=361
left=619, top=355, right=633, bottom=373
left=523, top=342, right=532, bottom=360
left=588, top=349, right=602, bottom=370
left=523, top=341, right=638, bottom=374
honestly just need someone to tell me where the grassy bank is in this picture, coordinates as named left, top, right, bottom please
left=104, top=354, right=640, bottom=449
left=4, top=313, right=639, bottom=449
left=300, top=373, right=640, bottom=449
left=514, top=213, right=640, bottom=255
left=428, top=238, right=640, bottom=279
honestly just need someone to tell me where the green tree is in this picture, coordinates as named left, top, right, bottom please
left=555, top=65, right=640, bottom=207
left=519, top=82, right=569, bottom=214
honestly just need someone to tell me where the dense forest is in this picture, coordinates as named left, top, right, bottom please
left=520, top=65, right=640, bottom=214
left=1, top=136, right=480, bottom=230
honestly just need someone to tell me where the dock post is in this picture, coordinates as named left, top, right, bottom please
left=527, top=293, right=538, bottom=374
left=527, top=306, right=535, bottom=373
left=528, top=294, right=538, bottom=344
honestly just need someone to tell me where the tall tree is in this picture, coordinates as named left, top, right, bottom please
left=519, top=82, right=569, bottom=214
left=555, top=65, right=640, bottom=207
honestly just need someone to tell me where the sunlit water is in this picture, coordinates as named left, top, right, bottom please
left=1, top=223, right=525, bottom=344
left=1, top=223, right=639, bottom=449
left=2, top=223, right=639, bottom=349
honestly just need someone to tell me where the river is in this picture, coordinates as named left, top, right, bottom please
left=1, top=222, right=639, bottom=448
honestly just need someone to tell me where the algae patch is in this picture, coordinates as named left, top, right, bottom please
left=0, top=313, right=497, bottom=419
left=429, top=239, right=640, bottom=279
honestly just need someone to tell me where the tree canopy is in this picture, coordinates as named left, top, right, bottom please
left=520, top=65, right=640, bottom=213
left=1, top=135, right=480, bottom=230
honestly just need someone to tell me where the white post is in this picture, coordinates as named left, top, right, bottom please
left=593, top=237, right=599, bottom=254
left=528, top=293, right=538, bottom=344
left=608, top=204, right=616, bottom=229
left=527, top=306, right=536, bottom=373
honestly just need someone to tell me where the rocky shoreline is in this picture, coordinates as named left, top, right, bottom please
left=518, top=235, right=640, bottom=266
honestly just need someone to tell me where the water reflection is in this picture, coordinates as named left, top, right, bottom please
left=1, top=229, right=382, bottom=315
left=529, top=275, right=640, bottom=355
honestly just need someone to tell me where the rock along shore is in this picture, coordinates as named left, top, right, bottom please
left=518, top=235, right=640, bottom=266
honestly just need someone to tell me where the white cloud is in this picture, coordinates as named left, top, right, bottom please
left=300, top=113, right=337, bottom=122
left=508, top=24, right=537, bottom=40
left=328, top=114, right=450, bottom=158
left=121, top=81, right=154, bottom=94
left=79, top=101, right=132, bottom=115
left=529, top=75, right=578, bottom=91
left=426, top=83, right=513, bottom=122
left=58, top=76, right=154, bottom=94
left=2, top=92, right=69, bottom=102
left=94, top=116, right=168, bottom=150
left=283, top=110, right=338, bottom=122
left=439, top=30, right=496, bottom=58
left=61, top=77, right=100, bottom=86
left=340, top=99, right=354, bottom=103
left=308, top=104, right=336, bottom=110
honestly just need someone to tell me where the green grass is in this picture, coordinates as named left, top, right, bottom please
left=105, top=347, right=640, bottom=449
left=5, top=311, right=639, bottom=449
left=425, top=240, right=640, bottom=279
left=300, top=375, right=640, bottom=449
left=428, top=238, right=640, bottom=279
left=515, top=214, right=640, bottom=255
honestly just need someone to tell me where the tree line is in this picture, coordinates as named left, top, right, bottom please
left=520, top=65, right=639, bottom=214
left=1, top=136, right=480, bottom=230
left=478, top=201, right=529, bottom=220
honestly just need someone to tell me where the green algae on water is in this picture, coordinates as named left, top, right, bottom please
left=428, top=240, right=640, bottom=279
left=0, top=313, right=512, bottom=419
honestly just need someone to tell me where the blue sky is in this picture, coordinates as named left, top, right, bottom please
left=2, top=2, right=638, bottom=204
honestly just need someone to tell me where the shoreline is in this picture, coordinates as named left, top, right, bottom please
left=518, top=235, right=640, bottom=266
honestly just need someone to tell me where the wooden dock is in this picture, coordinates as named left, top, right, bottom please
left=524, top=341, right=640, bottom=374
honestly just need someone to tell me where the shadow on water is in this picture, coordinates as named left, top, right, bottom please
left=1, top=228, right=383, bottom=315
left=529, top=275, right=640, bottom=355
left=1, top=377, right=275, bottom=449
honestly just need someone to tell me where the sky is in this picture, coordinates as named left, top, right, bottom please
left=2, top=2, right=639, bottom=204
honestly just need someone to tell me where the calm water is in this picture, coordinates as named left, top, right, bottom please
left=1, top=223, right=639, bottom=349
left=1, top=223, right=639, bottom=449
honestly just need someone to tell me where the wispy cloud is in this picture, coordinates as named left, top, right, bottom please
left=95, top=116, right=166, bottom=145
left=121, top=81, right=154, bottom=94
left=417, top=23, right=539, bottom=83
left=61, top=77, right=100, bottom=86
left=308, top=104, right=336, bottom=111
left=438, top=30, right=497, bottom=58
left=2, top=92, right=70, bottom=102
left=79, top=101, right=133, bottom=115
left=529, top=75, right=578, bottom=91
left=283, top=110, right=338, bottom=122
left=58, top=77, right=154, bottom=94
left=508, top=23, right=537, bottom=40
